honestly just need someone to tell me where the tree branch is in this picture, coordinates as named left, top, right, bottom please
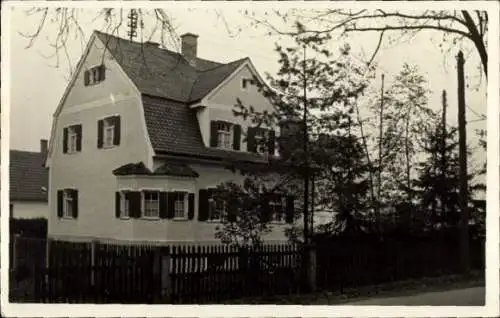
left=346, top=24, right=471, bottom=39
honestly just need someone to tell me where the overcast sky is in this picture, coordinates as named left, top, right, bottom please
left=7, top=5, right=487, bottom=174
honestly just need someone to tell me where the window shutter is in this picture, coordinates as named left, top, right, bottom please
left=233, top=124, right=241, bottom=150
left=260, top=193, right=272, bottom=223
left=98, top=64, right=106, bottom=81
left=115, top=192, right=121, bottom=218
left=267, top=129, right=276, bottom=156
left=128, top=191, right=141, bottom=218
left=198, top=189, right=209, bottom=221
left=84, top=70, right=90, bottom=86
left=97, top=120, right=104, bottom=148
left=210, top=121, right=218, bottom=147
left=113, top=116, right=121, bottom=146
left=71, top=190, right=78, bottom=219
left=188, top=193, right=195, bottom=220
left=285, top=195, right=295, bottom=224
left=63, top=127, right=68, bottom=154
left=167, top=192, right=176, bottom=219
left=75, top=125, right=82, bottom=152
left=57, top=190, right=64, bottom=218
left=247, top=127, right=257, bottom=152
left=159, top=192, right=168, bottom=219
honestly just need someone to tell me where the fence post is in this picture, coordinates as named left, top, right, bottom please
left=91, top=240, right=97, bottom=287
left=238, top=246, right=249, bottom=296
left=12, top=233, right=20, bottom=270
left=307, top=243, right=317, bottom=293
left=158, top=247, right=171, bottom=303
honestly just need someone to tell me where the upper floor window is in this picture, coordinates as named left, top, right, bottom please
left=57, top=189, right=78, bottom=219
left=98, top=116, right=121, bottom=149
left=241, top=78, right=254, bottom=90
left=217, top=122, right=232, bottom=149
left=210, top=120, right=241, bottom=151
left=247, top=127, right=275, bottom=155
left=63, top=124, right=82, bottom=154
left=84, top=64, right=106, bottom=86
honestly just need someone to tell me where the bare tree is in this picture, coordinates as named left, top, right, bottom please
left=244, top=10, right=488, bottom=78
left=18, top=8, right=179, bottom=74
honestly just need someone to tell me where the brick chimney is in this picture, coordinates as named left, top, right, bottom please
left=181, top=33, right=198, bottom=65
left=40, top=139, right=48, bottom=155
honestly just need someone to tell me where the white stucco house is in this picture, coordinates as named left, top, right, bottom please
left=10, top=140, right=49, bottom=220
left=45, top=31, right=303, bottom=244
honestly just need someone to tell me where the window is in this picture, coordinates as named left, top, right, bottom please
left=217, top=122, right=233, bottom=149
left=98, top=116, right=120, bottom=149
left=242, top=78, right=254, bottom=90
left=208, top=194, right=226, bottom=221
left=143, top=191, right=160, bottom=218
left=63, top=190, right=74, bottom=218
left=254, top=129, right=267, bottom=154
left=103, top=120, right=115, bottom=148
left=64, top=125, right=81, bottom=154
left=174, top=192, right=187, bottom=219
left=270, top=196, right=285, bottom=223
left=120, top=192, right=130, bottom=218
left=85, top=65, right=106, bottom=86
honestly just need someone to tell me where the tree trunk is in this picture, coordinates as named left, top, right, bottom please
left=461, top=10, right=487, bottom=78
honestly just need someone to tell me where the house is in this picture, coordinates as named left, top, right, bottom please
left=45, top=31, right=302, bottom=244
left=9, top=140, right=49, bottom=219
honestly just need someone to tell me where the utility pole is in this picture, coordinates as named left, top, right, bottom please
left=441, top=90, right=448, bottom=225
left=127, top=9, right=139, bottom=41
left=377, top=74, right=385, bottom=230
left=457, top=51, right=470, bottom=274
left=302, top=45, right=309, bottom=246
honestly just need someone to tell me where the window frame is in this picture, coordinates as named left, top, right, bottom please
left=120, top=191, right=130, bottom=219
left=217, top=122, right=233, bottom=150
left=269, top=196, right=285, bottom=224
left=103, top=119, right=115, bottom=148
left=62, top=190, right=74, bottom=219
left=208, top=193, right=226, bottom=222
left=254, top=129, right=268, bottom=154
left=67, top=127, right=78, bottom=154
left=141, top=190, right=160, bottom=219
left=173, top=191, right=188, bottom=220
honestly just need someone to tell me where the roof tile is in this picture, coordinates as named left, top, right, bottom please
left=10, top=150, right=48, bottom=202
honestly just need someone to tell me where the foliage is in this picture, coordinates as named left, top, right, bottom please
left=412, top=119, right=486, bottom=231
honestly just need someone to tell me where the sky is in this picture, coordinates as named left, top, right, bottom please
left=7, top=5, right=487, bottom=174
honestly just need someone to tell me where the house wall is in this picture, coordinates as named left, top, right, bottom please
left=201, top=64, right=278, bottom=150
left=48, top=36, right=154, bottom=242
left=10, top=201, right=48, bottom=220
left=109, top=161, right=290, bottom=244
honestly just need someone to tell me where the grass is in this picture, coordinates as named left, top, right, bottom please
left=226, top=270, right=485, bottom=304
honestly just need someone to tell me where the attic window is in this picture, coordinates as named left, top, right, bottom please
left=241, top=78, right=255, bottom=90
left=84, top=65, right=106, bottom=86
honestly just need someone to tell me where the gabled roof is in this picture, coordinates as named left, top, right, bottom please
left=94, top=31, right=246, bottom=103
left=94, top=31, right=270, bottom=163
left=10, top=150, right=48, bottom=202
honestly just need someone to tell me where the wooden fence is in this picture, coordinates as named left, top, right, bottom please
left=14, top=234, right=483, bottom=304
left=32, top=240, right=302, bottom=304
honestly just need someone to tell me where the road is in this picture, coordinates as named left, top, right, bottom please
left=345, top=287, right=485, bottom=306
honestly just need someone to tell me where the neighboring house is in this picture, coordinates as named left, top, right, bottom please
left=45, top=31, right=301, bottom=244
left=10, top=140, right=49, bottom=219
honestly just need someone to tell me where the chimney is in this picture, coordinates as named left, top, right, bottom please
left=40, top=139, right=48, bottom=155
left=181, top=33, right=198, bottom=65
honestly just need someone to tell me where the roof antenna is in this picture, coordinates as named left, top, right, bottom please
left=127, top=9, right=139, bottom=41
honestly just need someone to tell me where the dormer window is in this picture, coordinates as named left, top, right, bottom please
left=217, top=122, right=232, bottom=149
left=247, top=127, right=275, bottom=155
left=254, top=129, right=267, bottom=154
left=210, top=121, right=241, bottom=151
left=84, top=65, right=106, bottom=86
